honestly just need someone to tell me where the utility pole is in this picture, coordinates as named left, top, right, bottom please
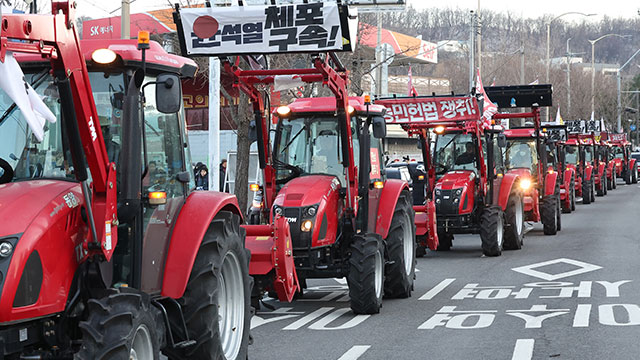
left=375, top=12, right=382, bottom=96
left=566, top=38, right=572, bottom=117
left=121, top=0, right=130, bottom=39
left=477, top=0, right=482, bottom=77
left=469, top=10, right=475, bottom=93
left=520, top=42, right=525, bottom=84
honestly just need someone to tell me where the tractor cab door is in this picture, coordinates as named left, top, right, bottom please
left=367, top=134, right=384, bottom=233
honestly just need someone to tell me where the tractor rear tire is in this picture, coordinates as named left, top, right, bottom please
left=591, top=178, right=596, bottom=203
left=503, top=191, right=524, bottom=251
left=77, top=288, right=163, bottom=360
left=171, top=211, right=251, bottom=360
left=436, top=232, right=453, bottom=251
left=633, top=164, right=638, bottom=183
left=571, top=181, right=576, bottom=211
left=597, top=174, right=605, bottom=196
left=348, top=235, right=384, bottom=314
left=480, top=206, right=504, bottom=257
left=607, top=172, right=613, bottom=190
left=626, top=168, right=632, bottom=185
left=541, top=195, right=558, bottom=235
left=562, top=181, right=573, bottom=214
left=582, top=179, right=591, bottom=204
left=383, top=192, right=416, bottom=299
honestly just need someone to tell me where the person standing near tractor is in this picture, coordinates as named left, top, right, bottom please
left=195, top=164, right=209, bottom=190
left=220, top=159, right=228, bottom=192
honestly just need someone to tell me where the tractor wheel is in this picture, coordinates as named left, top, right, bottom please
left=570, top=180, right=576, bottom=211
left=582, top=178, right=591, bottom=205
left=503, top=190, right=524, bottom=250
left=626, top=168, right=632, bottom=185
left=171, top=211, right=251, bottom=360
left=436, top=232, right=453, bottom=251
left=562, top=182, right=573, bottom=214
left=480, top=206, right=504, bottom=257
left=591, top=179, right=596, bottom=203
left=613, top=171, right=617, bottom=189
left=383, top=192, right=416, bottom=298
left=556, top=195, right=562, bottom=232
left=77, top=288, right=163, bottom=360
left=541, top=195, right=558, bottom=235
left=597, top=174, right=605, bottom=196
left=348, top=234, right=384, bottom=314
left=607, top=172, right=613, bottom=190
left=633, top=164, right=638, bottom=184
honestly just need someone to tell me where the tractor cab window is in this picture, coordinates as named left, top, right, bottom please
left=274, top=115, right=359, bottom=186
left=546, top=144, right=557, bottom=166
left=584, top=146, right=594, bottom=163
left=88, top=72, right=125, bottom=165
left=505, top=139, right=538, bottom=173
left=565, top=145, right=579, bottom=165
left=0, top=72, right=74, bottom=181
left=434, top=133, right=477, bottom=177
left=614, top=146, right=625, bottom=159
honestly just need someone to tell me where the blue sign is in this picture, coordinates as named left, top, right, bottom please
left=631, top=124, right=637, bottom=131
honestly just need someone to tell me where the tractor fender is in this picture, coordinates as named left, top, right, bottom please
left=375, top=179, right=410, bottom=239
left=598, top=162, right=606, bottom=178
left=544, top=172, right=559, bottom=196
left=584, top=166, right=593, bottom=181
left=496, top=173, right=519, bottom=211
left=563, top=168, right=574, bottom=190
left=161, top=191, right=243, bottom=299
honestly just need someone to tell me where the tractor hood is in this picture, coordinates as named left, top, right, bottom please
left=507, top=168, right=533, bottom=180
left=0, top=180, right=80, bottom=237
left=436, top=171, right=476, bottom=190
left=275, top=175, right=340, bottom=208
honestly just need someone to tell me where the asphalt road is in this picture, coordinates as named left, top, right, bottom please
left=249, top=180, right=640, bottom=360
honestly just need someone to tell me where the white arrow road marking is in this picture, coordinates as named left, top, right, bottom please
left=337, top=345, right=371, bottom=360
left=419, top=278, right=456, bottom=300
left=511, top=339, right=534, bottom=360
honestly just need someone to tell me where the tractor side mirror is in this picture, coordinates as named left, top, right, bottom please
left=372, top=116, right=387, bottom=138
left=156, top=73, right=182, bottom=114
left=497, top=133, right=507, bottom=148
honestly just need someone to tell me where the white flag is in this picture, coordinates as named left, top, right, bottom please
left=590, top=111, right=595, bottom=122
left=600, top=118, right=606, bottom=132
left=0, top=52, right=57, bottom=142
left=555, top=107, right=564, bottom=125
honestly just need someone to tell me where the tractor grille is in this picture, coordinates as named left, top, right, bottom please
left=13, top=250, right=43, bottom=307
left=436, top=189, right=460, bottom=215
left=282, top=207, right=307, bottom=249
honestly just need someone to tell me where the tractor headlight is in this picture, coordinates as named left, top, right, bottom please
left=0, top=241, right=13, bottom=258
left=301, top=220, right=313, bottom=232
left=435, top=189, right=441, bottom=196
left=306, top=206, right=317, bottom=217
left=520, top=178, right=532, bottom=191
left=274, top=206, right=282, bottom=216
left=455, top=189, right=462, bottom=196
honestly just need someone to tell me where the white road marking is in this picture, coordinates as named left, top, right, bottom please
left=337, top=345, right=371, bottom=360
left=334, top=278, right=348, bottom=285
left=511, top=339, right=534, bottom=360
left=282, top=307, right=333, bottom=330
left=419, top=278, right=456, bottom=300
left=573, top=304, right=592, bottom=327
left=512, top=258, right=602, bottom=281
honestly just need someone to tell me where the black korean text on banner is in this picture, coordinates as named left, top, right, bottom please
left=382, top=97, right=479, bottom=124
left=178, top=3, right=346, bottom=55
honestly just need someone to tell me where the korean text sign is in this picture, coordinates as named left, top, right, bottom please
left=379, top=97, right=480, bottom=124
left=179, top=3, right=345, bottom=55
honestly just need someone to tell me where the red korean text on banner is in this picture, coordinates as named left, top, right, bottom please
left=380, top=97, right=480, bottom=124
left=370, top=147, right=381, bottom=179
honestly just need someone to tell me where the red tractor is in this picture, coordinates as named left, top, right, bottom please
left=565, top=133, right=597, bottom=204
left=0, top=3, right=252, bottom=359
left=539, top=125, right=576, bottom=213
left=486, top=85, right=563, bottom=235
left=175, top=3, right=416, bottom=314
left=380, top=94, right=525, bottom=256
left=596, top=135, right=617, bottom=192
left=609, top=133, right=638, bottom=184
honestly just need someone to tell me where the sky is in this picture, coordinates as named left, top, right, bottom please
left=62, top=0, right=639, bottom=20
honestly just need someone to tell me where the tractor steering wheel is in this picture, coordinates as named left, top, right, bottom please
left=0, top=158, right=14, bottom=184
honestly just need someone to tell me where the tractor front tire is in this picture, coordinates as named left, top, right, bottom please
left=541, top=195, right=559, bottom=235
left=633, top=164, right=638, bottom=183
left=480, top=206, right=504, bottom=257
left=436, top=232, right=453, bottom=251
left=582, top=179, right=591, bottom=205
left=348, top=235, right=384, bottom=314
left=77, top=288, right=163, bottom=360
left=503, top=191, right=524, bottom=250
left=613, top=171, right=617, bottom=189
left=597, top=174, right=605, bottom=196
left=173, top=211, right=252, bottom=360
left=383, top=192, right=416, bottom=298
left=571, top=181, right=576, bottom=211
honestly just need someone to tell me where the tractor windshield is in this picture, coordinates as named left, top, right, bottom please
left=274, top=115, right=358, bottom=185
left=565, top=145, right=579, bottom=165
left=613, top=146, right=625, bottom=159
left=505, top=139, right=538, bottom=172
left=433, top=133, right=477, bottom=176
left=584, top=146, right=594, bottom=163
left=0, top=72, right=74, bottom=181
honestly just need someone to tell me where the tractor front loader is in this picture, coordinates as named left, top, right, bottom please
left=0, top=3, right=252, bottom=359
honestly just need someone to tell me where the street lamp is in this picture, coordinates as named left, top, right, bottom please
left=545, top=12, right=596, bottom=121
left=617, top=48, right=640, bottom=133
left=588, top=34, right=631, bottom=116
